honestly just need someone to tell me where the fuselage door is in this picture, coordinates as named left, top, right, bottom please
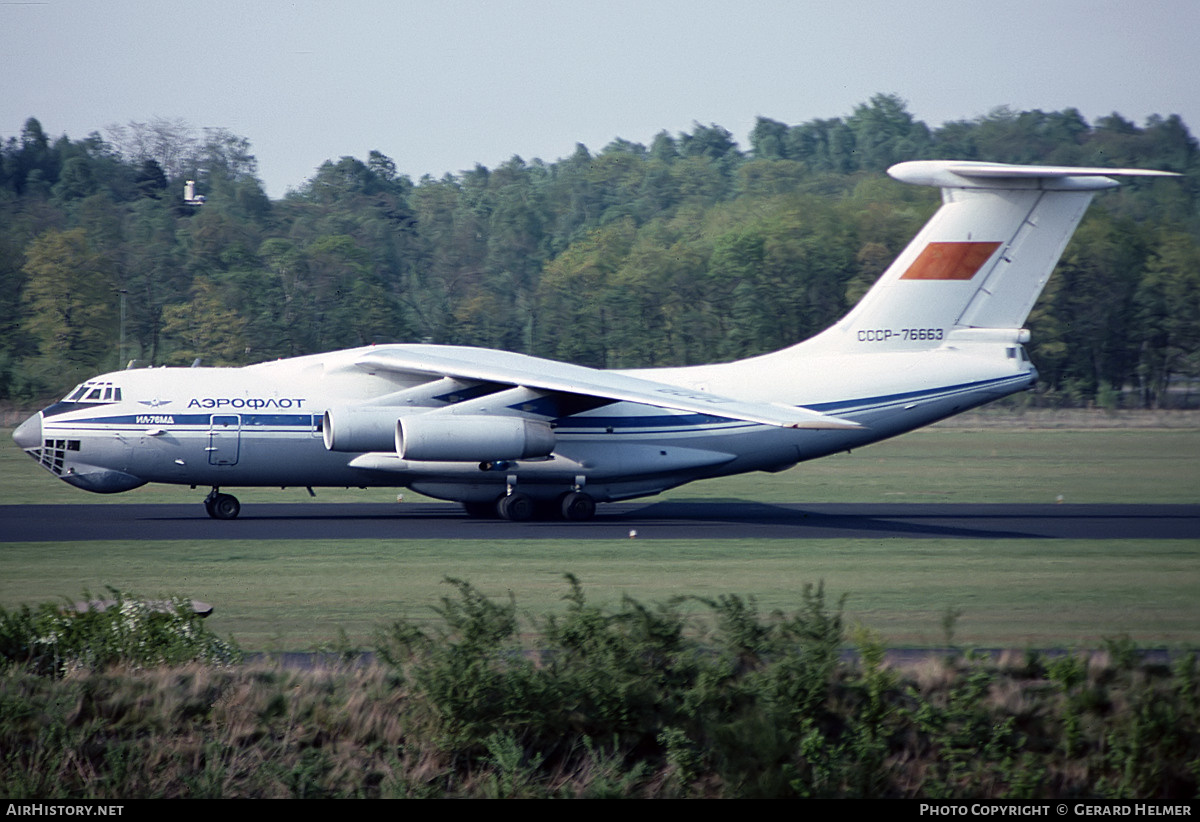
left=208, top=415, right=241, bottom=465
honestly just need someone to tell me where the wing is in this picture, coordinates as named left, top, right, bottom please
left=353, top=344, right=859, bottom=430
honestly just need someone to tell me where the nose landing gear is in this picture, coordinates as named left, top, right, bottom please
left=203, top=487, right=241, bottom=520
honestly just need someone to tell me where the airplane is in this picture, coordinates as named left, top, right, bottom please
left=12, top=160, right=1179, bottom=522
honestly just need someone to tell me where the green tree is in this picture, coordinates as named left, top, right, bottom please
left=844, top=93, right=931, bottom=170
left=1046, top=213, right=1150, bottom=403
left=608, top=214, right=711, bottom=366
left=133, top=159, right=168, bottom=198
left=1134, top=232, right=1200, bottom=407
left=159, top=277, right=249, bottom=365
left=749, top=117, right=790, bottom=160
left=21, top=228, right=117, bottom=376
left=537, top=220, right=636, bottom=366
left=51, top=156, right=94, bottom=201
left=708, top=229, right=767, bottom=358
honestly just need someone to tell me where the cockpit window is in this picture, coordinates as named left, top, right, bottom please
left=61, top=381, right=121, bottom=404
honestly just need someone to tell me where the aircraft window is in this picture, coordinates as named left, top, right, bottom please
left=68, top=440, right=81, bottom=451
left=1006, top=347, right=1016, bottom=359
left=62, top=382, right=120, bottom=403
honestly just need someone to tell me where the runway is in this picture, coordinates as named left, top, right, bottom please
left=3, top=501, right=1198, bottom=541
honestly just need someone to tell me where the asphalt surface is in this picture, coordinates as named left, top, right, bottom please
left=3, top=501, right=1198, bottom=541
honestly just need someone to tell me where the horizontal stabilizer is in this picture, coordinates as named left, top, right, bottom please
left=891, top=161, right=1180, bottom=190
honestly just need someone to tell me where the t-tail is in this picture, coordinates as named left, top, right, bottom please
left=810, top=161, right=1179, bottom=353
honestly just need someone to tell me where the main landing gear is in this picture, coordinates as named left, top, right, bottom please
left=204, top=487, right=241, bottom=520
left=463, top=489, right=597, bottom=522
left=559, top=491, right=596, bottom=521
left=498, top=492, right=535, bottom=522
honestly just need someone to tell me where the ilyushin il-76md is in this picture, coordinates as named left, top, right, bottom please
left=13, top=161, right=1178, bottom=521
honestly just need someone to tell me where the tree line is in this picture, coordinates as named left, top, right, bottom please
left=2, top=94, right=1198, bottom=408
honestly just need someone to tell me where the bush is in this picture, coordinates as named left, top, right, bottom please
left=0, top=589, right=240, bottom=676
left=2, top=581, right=1197, bottom=797
left=377, top=575, right=849, bottom=796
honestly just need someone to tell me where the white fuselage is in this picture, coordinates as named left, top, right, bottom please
left=20, top=338, right=1034, bottom=504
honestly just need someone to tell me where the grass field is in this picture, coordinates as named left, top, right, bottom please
left=3, top=425, right=1198, bottom=650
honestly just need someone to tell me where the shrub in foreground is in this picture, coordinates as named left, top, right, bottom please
left=377, top=575, right=848, bottom=795
left=0, top=589, right=240, bottom=676
left=0, top=580, right=1197, bottom=797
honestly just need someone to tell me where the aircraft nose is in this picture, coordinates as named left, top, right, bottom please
left=13, top=411, right=42, bottom=450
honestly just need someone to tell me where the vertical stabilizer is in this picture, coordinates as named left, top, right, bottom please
left=816, top=161, right=1178, bottom=352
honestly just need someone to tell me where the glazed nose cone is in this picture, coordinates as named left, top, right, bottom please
left=13, top=412, right=42, bottom=450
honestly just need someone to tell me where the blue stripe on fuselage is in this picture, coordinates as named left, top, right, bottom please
left=47, top=413, right=318, bottom=427
left=804, top=373, right=1031, bottom=416
left=46, top=374, right=1028, bottom=435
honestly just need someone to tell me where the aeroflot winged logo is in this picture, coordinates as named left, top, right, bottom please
left=900, top=241, right=1001, bottom=281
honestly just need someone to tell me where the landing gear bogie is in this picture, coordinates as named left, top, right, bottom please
left=463, top=489, right=598, bottom=522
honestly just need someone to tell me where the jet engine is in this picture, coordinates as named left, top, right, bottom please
left=396, top=414, right=555, bottom=462
left=323, top=407, right=403, bottom=452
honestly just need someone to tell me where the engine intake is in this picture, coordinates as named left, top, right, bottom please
left=397, top=415, right=555, bottom=462
left=323, top=407, right=402, bottom=452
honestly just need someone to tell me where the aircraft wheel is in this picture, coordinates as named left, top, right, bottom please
left=208, top=493, right=241, bottom=520
left=463, top=500, right=498, bottom=518
left=498, top=492, right=534, bottom=522
left=560, top=491, right=596, bottom=522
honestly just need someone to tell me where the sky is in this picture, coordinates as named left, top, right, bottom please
left=3, top=0, right=1198, bottom=199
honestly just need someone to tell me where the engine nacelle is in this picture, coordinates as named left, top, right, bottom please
left=397, top=414, right=555, bottom=462
left=323, top=407, right=402, bottom=452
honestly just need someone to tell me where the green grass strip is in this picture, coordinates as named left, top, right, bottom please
left=2, top=538, right=1196, bottom=650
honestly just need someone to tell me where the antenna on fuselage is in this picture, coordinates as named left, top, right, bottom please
left=191, top=358, right=202, bottom=368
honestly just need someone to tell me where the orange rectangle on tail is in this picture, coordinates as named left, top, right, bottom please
left=900, top=241, right=1001, bottom=281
